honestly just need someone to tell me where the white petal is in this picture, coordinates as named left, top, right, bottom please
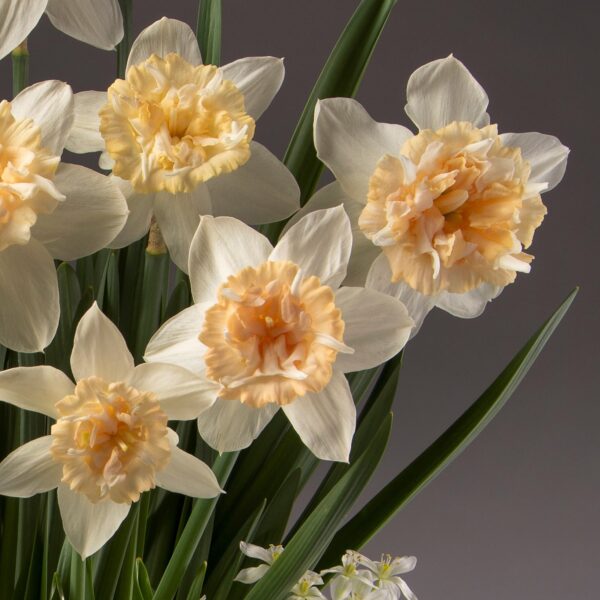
left=128, top=363, right=216, bottom=420
left=0, top=366, right=73, bottom=418
left=144, top=303, right=208, bottom=375
left=127, top=17, right=202, bottom=71
left=270, top=205, right=351, bottom=289
left=197, top=398, right=278, bottom=453
left=33, top=164, right=128, bottom=261
left=189, top=216, right=272, bottom=304
left=234, top=564, right=270, bottom=584
left=435, top=283, right=502, bottom=319
left=65, top=91, right=107, bottom=153
left=107, top=178, right=154, bottom=249
left=153, top=186, right=212, bottom=273
left=499, top=132, right=569, bottom=192
left=11, top=80, right=74, bottom=155
left=71, top=302, right=134, bottom=382
left=0, top=0, right=46, bottom=61
left=335, top=287, right=412, bottom=373
left=282, top=371, right=355, bottom=462
left=0, top=436, right=61, bottom=497
left=156, top=436, right=222, bottom=497
left=314, top=98, right=412, bottom=202
left=239, top=541, right=272, bottom=562
left=366, top=253, right=435, bottom=337
left=0, top=239, right=59, bottom=352
left=398, top=579, right=418, bottom=600
left=46, top=0, right=123, bottom=51
left=57, top=484, right=130, bottom=559
left=220, top=57, right=284, bottom=120
left=206, top=142, right=299, bottom=224
left=405, top=55, right=489, bottom=130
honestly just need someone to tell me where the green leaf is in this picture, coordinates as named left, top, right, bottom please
left=319, top=288, right=578, bottom=567
left=163, top=279, right=191, bottom=323
left=245, top=414, right=392, bottom=600
left=134, top=559, right=154, bottom=600
left=50, top=573, right=65, bottom=600
left=184, top=562, right=207, bottom=600
left=104, top=250, right=121, bottom=325
left=196, top=0, right=222, bottom=66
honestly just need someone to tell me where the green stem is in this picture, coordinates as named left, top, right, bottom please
left=117, top=0, right=133, bottom=77
left=11, top=40, right=29, bottom=96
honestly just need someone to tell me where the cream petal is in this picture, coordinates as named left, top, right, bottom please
left=220, top=57, right=284, bottom=120
left=0, top=0, right=46, bottom=61
left=0, top=366, right=73, bottom=418
left=206, top=142, right=299, bottom=224
left=314, top=98, right=412, bottom=202
left=128, top=362, right=217, bottom=420
left=282, top=371, right=355, bottom=462
left=0, top=239, right=59, bottom=352
left=366, top=253, right=436, bottom=337
left=270, top=205, right=351, bottom=289
left=144, top=303, right=208, bottom=375
left=11, top=80, right=75, bottom=155
left=499, top=132, right=569, bottom=192
left=197, top=398, right=278, bottom=453
left=155, top=436, right=222, bottom=497
left=234, top=564, right=270, bottom=584
left=126, top=17, right=202, bottom=71
left=45, top=0, right=123, bottom=51
left=188, top=216, right=272, bottom=304
left=335, top=287, right=412, bottom=373
left=107, top=178, right=154, bottom=249
left=405, top=55, right=490, bottom=130
left=435, top=283, right=502, bottom=318
left=0, top=436, right=61, bottom=497
left=153, top=186, right=212, bottom=273
left=33, top=164, right=128, bottom=261
left=65, top=91, right=107, bottom=153
left=71, top=302, right=134, bottom=382
left=239, top=541, right=273, bottom=562
left=57, top=484, right=130, bottom=559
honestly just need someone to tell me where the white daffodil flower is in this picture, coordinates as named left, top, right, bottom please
left=357, top=554, right=417, bottom=600
left=145, top=206, right=413, bottom=462
left=290, top=571, right=327, bottom=599
left=321, top=551, right=377, bottom=600
left=0, top=0, right=123, bottom=59
left=0, top=303, right=222, bottom=559
left=0, top=81, right=128, bottom=352
left=66, top=17, right=300, bottom=273
left=234, top=541, right=285, bottom=584
left=303, top=55, right=569, bottom=333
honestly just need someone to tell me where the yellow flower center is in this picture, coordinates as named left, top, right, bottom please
left=359, top=121, right=546, bottom=295
left=50, top=377, right=170, bottom=504
left=99, top=53, right=256, bottom=194
left=0, top=100, right=63, bottom=251
left=200, top=260, right=350, bottom=408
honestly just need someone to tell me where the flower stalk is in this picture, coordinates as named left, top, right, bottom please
left=11, top=40, right=29, bottom=96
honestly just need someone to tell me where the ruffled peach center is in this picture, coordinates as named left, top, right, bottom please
left=50, top=377, right=170, bottom=504
left=0, top=100, right=64, bottom=251
left=359, top=121, right=547, bottom=295
left=200, top=260, right=351, bottom=408
left=99, top=53, right=255, bottom=194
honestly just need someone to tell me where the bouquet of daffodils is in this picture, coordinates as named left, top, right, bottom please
left=0, top=1, right=576, bottom=599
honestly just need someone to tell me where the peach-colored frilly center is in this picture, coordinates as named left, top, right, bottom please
left=99, top=53, right=255, bottom=194
left=358, top=121, right=547, bottom=295
left=200, top=260, right=352, bottom=408
left=0, top=100, right=64, bottom=252
left=50, top=377, right=170, bottom=504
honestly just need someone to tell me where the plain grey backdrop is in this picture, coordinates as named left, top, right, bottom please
left=1, top=1, right=597, bottom=597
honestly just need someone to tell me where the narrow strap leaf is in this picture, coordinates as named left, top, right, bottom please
left=196, top=0, right=222, bottom=66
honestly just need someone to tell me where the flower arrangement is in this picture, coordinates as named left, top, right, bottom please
left=0, top=1, right=576, bottom=599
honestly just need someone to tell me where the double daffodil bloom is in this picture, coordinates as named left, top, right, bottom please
left=67, top=17, right=300, bottom=272
left=0, top=304, right=222, bottom=559
left=145, top=206, right=413, bottom=462
left=303, top=56, right=569, bottom=332
left=0, top=0, right=123, bottom=59
left=0, top=80, right=127, bottom=352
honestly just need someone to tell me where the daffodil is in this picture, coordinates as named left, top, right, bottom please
left=0, top=304, right=221, bottom=558
left=0, top=81, right=128, bottom=352
left=0, top=0, right=123, bottom=59
left=306, top=55, right=569, bottom=332
left=235, top=542, right=285, bottom=584
left=66, top=17, right=300, bottom=272
left=145, top=206, right=413, bottom=461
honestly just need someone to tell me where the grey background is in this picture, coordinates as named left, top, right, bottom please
left=1, top=1, right=597, bottom=597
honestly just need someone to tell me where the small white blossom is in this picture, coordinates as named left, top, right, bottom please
left=234, top=541, right=285, bottom=584
left=290, top=571, right=327, bottom=599
left=356, top=554, right=418, bottom=600
left=321, top=550, right=376, bottom=600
